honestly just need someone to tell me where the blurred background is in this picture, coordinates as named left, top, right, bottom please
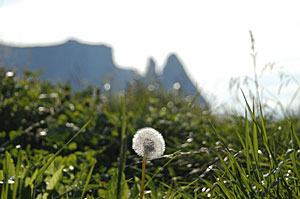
left=1, top=0, right=300, bottom=113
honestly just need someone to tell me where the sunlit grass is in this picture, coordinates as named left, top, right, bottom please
left=0, top=66, right=300, bottom=198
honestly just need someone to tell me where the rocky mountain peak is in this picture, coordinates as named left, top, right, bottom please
left=144, top=57, right=158, bottom=83
left=161, top=53, right=208, bottom=108
left=147, top=58, right=156, bottom=74
left=163, top=54, right=185, bottom=74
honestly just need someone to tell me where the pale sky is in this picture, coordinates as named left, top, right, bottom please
left=1, top=0, right=300, bottom=111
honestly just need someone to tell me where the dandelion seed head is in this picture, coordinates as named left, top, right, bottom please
left=132, top=127, right=165, bottom=160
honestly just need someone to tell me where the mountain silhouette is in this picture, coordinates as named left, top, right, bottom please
left=143, top=57, right=159, bottom=84
left=0, top=40, right=208, bottom=108
left=162, top=54, right=198, bottom=94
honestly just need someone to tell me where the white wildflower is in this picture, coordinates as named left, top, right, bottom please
left=132, top=127, right=165, bottom=160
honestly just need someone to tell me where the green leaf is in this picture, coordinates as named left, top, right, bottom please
left=46, top=166, right=63, bottom=190
left=68, top=142, right=77, bottom=150
left=4, top=151, right=15, bottom=179
left=29, top=169, right=39, bottom=186
left=36, top=192, right=49, bottom=199
left=106, top=171, right=129, bottom=199
left=86, top=194, right=95, bottom=199
left=0, top=170, right=4, bottom=180
left=9, top=130, right=22, bottom=141
left=2, top=151, right=16, bottom=199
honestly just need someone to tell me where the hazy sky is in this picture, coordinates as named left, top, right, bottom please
left=1, top=0, right=300, bottom=110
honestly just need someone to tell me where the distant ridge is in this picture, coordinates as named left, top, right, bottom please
left=0, top=40, right=208, bottom=108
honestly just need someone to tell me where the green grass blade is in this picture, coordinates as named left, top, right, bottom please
left=160, top=182, right=193, bottom=199
left=141, top=155, right=177, bottom=197
left=201, top=178, right=213, bottom=189
left=1, top=178, right=5, bottom=199
left=217, top=153, right=242, bottom=197
left=218, top=153, right=234, bottom=182
left=242, top=90, right=276, bottom=168
left=18, top=151, right=28, bottom=199
left=241, top=90, right=257, bottom=124
left=259, top=104, right=276, bottom=167
left=226, top=150, right=252, bottom=197
left=291, top=122, right=300, bottom=148
left=81, top=159, right=97, bottom=199
left=252, top=118, right=262, bottom=183
left=106, top=170, right=129, bottom=199
left=180, top=179, right=198, bottom=192
left=245, top=112, right=254, bottom=171
left=117, top=96, right=127, bottom=198
left=235, top=130, right=245, bottom=150
left=215, top=177, right=231, bottom=199
left=33, top=119, right=91, bottom=193
left=12, top=149, right=22, bottom=199
left=290, top=151, right=300, bottom=183
left=209, top=121, right=230, bottom=152
left=252, top=119, right=259, bottom=165
left=243, top=111, right=252, bottom=175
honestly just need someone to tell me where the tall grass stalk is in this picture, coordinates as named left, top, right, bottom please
left=117, top=96, right=127, bottom=198
left=139, top=156, right=146, bottom=199
left=81, top=159, right=97, bottom=199
left=249, top=30, right=260, bottom=104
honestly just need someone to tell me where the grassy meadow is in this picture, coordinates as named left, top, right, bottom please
left=0, top=66, right=300, bottom=199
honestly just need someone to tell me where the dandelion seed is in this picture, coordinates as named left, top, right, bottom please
left=132, top=127, right=165, bottom=160
left=132, top=127, right=165, bottom=199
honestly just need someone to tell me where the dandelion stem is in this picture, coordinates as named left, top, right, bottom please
left=140, top=156, right=146, bottom=199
